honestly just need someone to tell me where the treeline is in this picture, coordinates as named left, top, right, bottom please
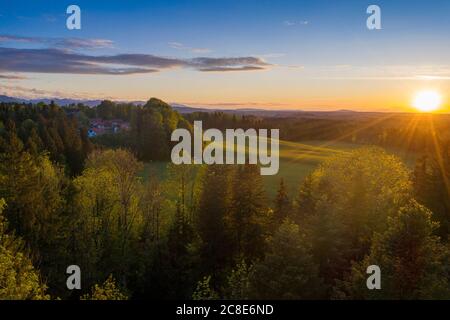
left=186, top=111, right=450, bottom=154
left=414, top=144, right=450, bottom=238
left=190, top=147, right=450, bottom=299
left=68, top=98, right=450, bottom=158
left=0, top=102, right=92, bottom=175
left=0, top=99, right=449, bottom=300
left=279, top=114, right=450, bottom=153
left=86, top=98, right=192, bottom=161
left=1, top=146, right=450, bottom=299
left=183, top=112, right=266, bottom=131
left=66, top=100, right=134, bottom=121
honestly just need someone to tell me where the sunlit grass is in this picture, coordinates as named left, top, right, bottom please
left=142, top=137, right=420, bottom=198
left=142, top=139, right=358, bottom=198
left=263, top=140, right=355, bottom=196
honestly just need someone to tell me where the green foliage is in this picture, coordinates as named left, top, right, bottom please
left=71, top=149, right=143, bottom=288
left=0, top=125, right=64, bottom=250
left=0, top=103, right=92, bottom=175
left=88, top=98, right=192, bottom=163
left=129, top=98, right=187, bottom=161
left=295, top=147, right=413, bottom=287
left=229, top=165, right=269, bottom=261
left=192, top=276, right=219, bottom=300
left=225, top=259, right=253, bottom=300
left=272, top=178, right=291, bottom=230
left=0, top=199, right=49, bottom=300
left=0, top=121, right=71, bottom=297
left=81, top=275, right=128, bottom=300
left=1, top=99, right=450, bottom=301
left=336, top=200, right=450, bottom=299
left=196, top=165, right=234, bottom=279
left=248, top=220, right=325, bottom=299
left=413, top=148, right=450, bottom=238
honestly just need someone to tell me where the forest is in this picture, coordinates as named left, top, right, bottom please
left=0, top=98, right=449, bottom=300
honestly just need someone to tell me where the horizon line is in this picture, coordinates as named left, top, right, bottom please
left=2, top=94, right=450, bottom=115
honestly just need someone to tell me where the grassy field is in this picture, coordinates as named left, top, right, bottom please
left=263, top=140, right=358, bottom=197
left=141, top=138, right=420, bottom=199
left=141, top=139, right=363, bottom=199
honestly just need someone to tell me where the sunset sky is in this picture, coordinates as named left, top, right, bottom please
left=0, top=0, right=449, bottom=112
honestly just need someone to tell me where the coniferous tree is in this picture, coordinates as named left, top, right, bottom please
left=0, top=199, right=49, bottom=300
left=81, top=275, right=128, bottom=300
left=192, top=276, right=219, bottom=300
left=336, top=200, right=450, bottom=299
left=0, top=121, right=41, bottom=238
left=229, top=165, right=269, bottom=261
left=272, top=178, right=291, bottom=229
left=294, top=148, right=413, bottom=286
left=413, top=149, right=450, bottom=238
left=196, top=165, right=234, bottom=284
left=248, top=220, right=325, bottom=299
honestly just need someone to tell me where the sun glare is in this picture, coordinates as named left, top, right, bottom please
left=413, top=90, right=442, bottom=112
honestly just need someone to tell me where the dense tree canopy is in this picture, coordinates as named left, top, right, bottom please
left=293, top=148, right=413, bottom=286
left=0, top=199, right=49, bottom=300
left=248, top=220, right=325, bottom=299
left=0, top=99, right=449, bottom=300
left=336, top=200, right=450, bottom=299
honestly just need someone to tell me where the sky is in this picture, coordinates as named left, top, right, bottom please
left=0, top=0, right=449, bottom=112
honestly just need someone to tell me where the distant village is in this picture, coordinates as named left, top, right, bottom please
left=87, top=118, right=130, bottom=137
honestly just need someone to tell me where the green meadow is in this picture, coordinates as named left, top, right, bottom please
left=263, top=140, right=358, bottom=197
left=142, top=140, right=362, bottom=198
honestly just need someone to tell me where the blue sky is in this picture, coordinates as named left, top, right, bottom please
left=0, top=0, right=449, bottom=111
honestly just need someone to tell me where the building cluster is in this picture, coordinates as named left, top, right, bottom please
left=87, top=118, right=130, bottom=137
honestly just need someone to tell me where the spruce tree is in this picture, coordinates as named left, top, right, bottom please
left=336, top=200, right=450, bottom=299
left=196, top=165, right=233, bottom=283
left=0, top=199, right=49, bottom=300
left=248, top=220, right=325, bottom=299
left=229, top=165, right=269, bottom=261
left=273, top=178, right=291, bottom=229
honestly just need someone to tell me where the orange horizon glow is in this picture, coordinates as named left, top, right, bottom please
left=2, top=71, right=448, bottom=113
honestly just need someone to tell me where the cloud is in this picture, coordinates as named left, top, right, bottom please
left=416, top=75, right=450, bottom=80
left=313, top=75, right=450, bottom=81
left=42, top=14, right=57, bottom=23
left=0, top=84, right=107, bottom=99
left=198, top=66, right=266, bottom=72
left=309, top=65, right=450, bottom=81
left=286, top=65, right=305, bottom=70
left=0, top=74, right=27, bottom=79
left=56, top=38, right=115, bottom=50
left=0, top=35, right=114, bottom=50
left=283, top=20, right=309, bottom=27
left=190, top=57, right=269, bottom=68
left=0, top=47, right=270, bottom=75
left=283, top=20, right=296, bottom=26
left=0, top=35, right=34, bottom=43
left=1, top=84, right=70, bottom=98
left=258, top=53, right=286, bottom=59
left=168, top=42, right=212, bottom=54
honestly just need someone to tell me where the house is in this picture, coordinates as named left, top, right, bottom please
left=87, top=129, right=96, bottom=138
left=88, top=118, right=130, bottom=137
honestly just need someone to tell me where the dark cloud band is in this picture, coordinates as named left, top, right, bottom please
left=0, top=34, right=115, bottom=50
left=0, top=46, right=270, bottom=75
left=0, top=74, right=27, bottom=79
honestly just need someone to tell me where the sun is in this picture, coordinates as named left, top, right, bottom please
left=413, top=90, right=442, bottom=112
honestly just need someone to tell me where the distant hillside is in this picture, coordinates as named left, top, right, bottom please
left=170, top=103, right=386, bottom=119
left=0, top=95, right=104, bottom=107
left=0, top=95, right=391, bottom=119
left=0, top=95, right=28, bottom=103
